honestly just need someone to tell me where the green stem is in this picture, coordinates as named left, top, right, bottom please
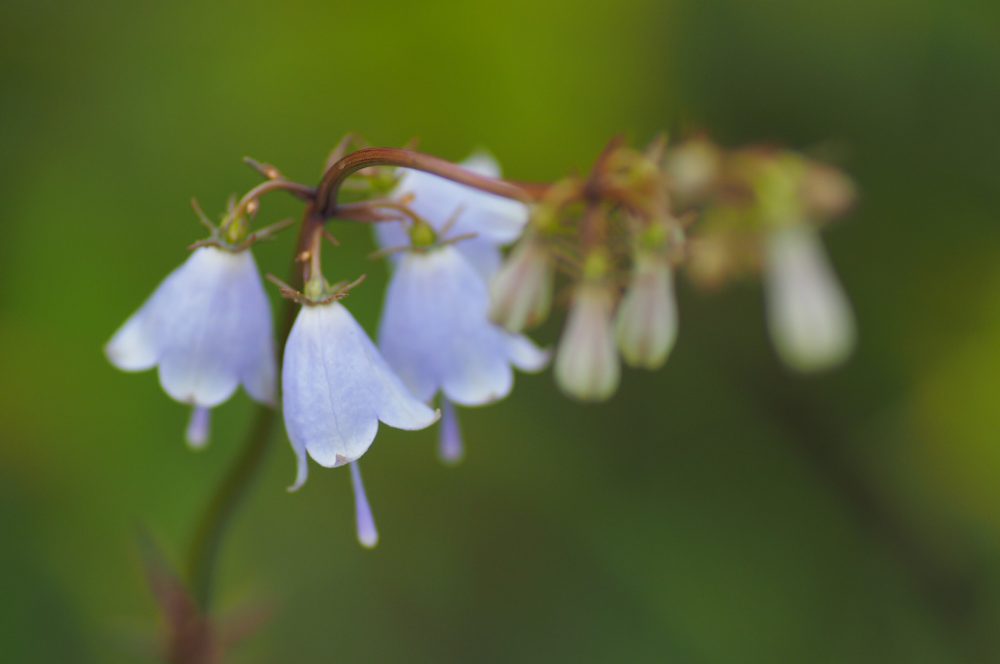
left=185, top=404, right=278, bottom=610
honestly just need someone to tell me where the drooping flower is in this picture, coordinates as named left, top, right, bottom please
left=105, top=246, right=277, bottom=445
left=764, top=225, right=855, bottom=372
left=555, top=278, right=620, bottom=402
left=378, top=245, right=548, bottom=407
left=489, top=231, right=554, bottom=333
left=282, top=299, right=438, bottom=490
left=615, top=250, right=678, bottom=369
left=373, top=152, right=547, bottom=462
left=374, top=152, right=530, bottom=280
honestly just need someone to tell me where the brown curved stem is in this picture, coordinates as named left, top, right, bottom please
left=315, top=147, right=549, bottom=217
left=233, top=179, right=317, bottom=221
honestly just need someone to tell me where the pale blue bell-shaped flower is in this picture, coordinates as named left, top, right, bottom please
left=105, top=246, right=277, bottom=446
left=764, top=225, right=856, bottom=372
left=282, top=301, right=439, bottom=490
left=378, top=246, right=549, bottom=407
left=374, top=152, right=545, bottom=461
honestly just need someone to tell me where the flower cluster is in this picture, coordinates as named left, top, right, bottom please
left=493, top=137, right=857, bottom=401
left=106, top=135, right=856, bottom=547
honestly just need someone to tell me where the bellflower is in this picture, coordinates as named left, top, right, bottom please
left=764, top=225, right=855, bottom=372
left=378, top=245, right=549, bottom=408
left=555, top=279, right=620, bottom=401
left=615, top=250, right=678, bottom=369
left=105, top=246, right=277, bottom=446
left=374, top=152, right=546, bottom=461
left=282, top=299, right=438, bottom=490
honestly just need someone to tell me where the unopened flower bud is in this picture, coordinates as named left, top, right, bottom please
left=665, top=137, right=721, bottom=206
left=489, top=234, right=553, bottom=332
left=764, top=226, right=855, bottom=372
left=615, top=252, right=678, bottom=369
left=555, top=279, right=620, bottom=401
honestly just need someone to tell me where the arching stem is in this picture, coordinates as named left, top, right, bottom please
left=316, top=147, right=550, bottom=217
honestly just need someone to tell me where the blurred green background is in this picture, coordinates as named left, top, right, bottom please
left=2, top=0, right=1000, bottom=661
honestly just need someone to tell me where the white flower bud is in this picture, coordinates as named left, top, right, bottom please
left=764, top=226, right=855, bottom=372
left=665, top=138, right=720, bottom=206
left=555, top=282, right=620, bottom=401
left=615, top=252, right=678, bottom=369
left=489, top=235, right=553, bottom=333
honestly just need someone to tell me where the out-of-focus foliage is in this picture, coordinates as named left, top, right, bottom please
left=1, top=0, right=999, bottom=661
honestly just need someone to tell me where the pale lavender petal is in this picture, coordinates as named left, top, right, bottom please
left=350, top=462, right=379, bottom=549
left=504, top=333, right=550, bottom=373
left=185, top=406, right=211, bottom=449
left=289, top=446, right=309, bottom=493
left=373, top=219, right=410, bottom=259
left=107, top=247, right=277, bottom=408
left=438, top=398, right=464, bottom=465
left=234, top=254, right=278, bottom=406
left=455, top=237, right=503, bottom=283
left=282, top=304, right=380, bottom=469
left=105, top=313, right=158, bottom=372
left=159, top=348, right=241, bottom=408
left=378, top=247, right=513, bottom=407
